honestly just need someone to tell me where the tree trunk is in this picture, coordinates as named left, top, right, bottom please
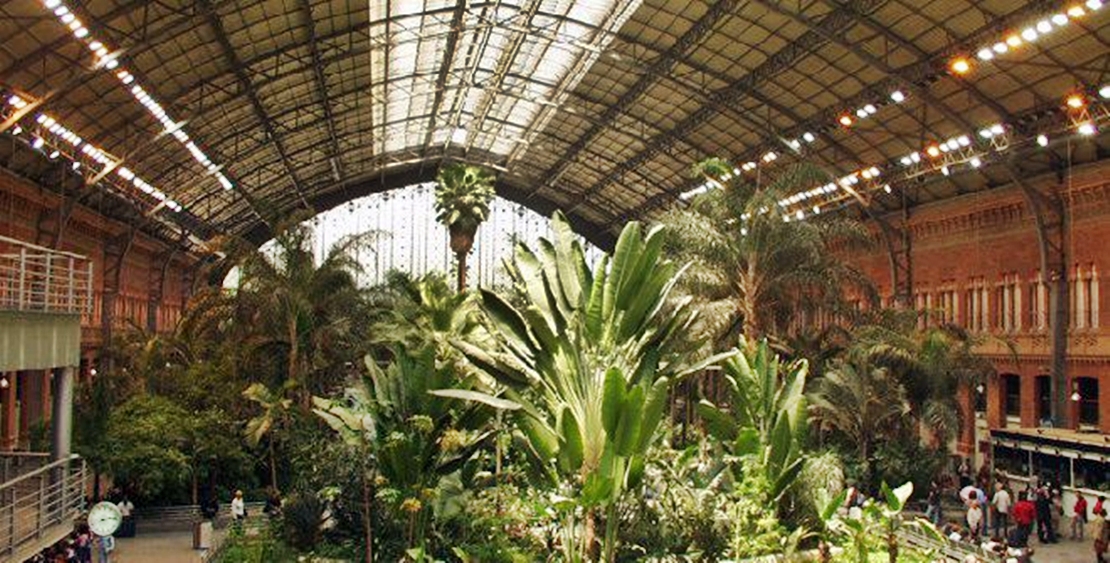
left=269, top=436, right=278, bottom=491
left=288, top=318, right=305, bottom=408
left=363, top=467, right=375, bottom=563
left=456, top=250, right=468, bottom=293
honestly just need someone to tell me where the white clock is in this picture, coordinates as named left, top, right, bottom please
left=88, top=501, right=123, bottom=537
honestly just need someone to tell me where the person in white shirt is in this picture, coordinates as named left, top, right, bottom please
left=992, top=483, right=1011, bottom=538
left=967, top=499, right=984, bottom=541
left=231, top=489, right=246, bottom=529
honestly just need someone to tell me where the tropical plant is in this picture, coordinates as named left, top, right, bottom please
left=821, top=481, right=942, bottom=563
left=236, top=217, right=374, bottom=407
left=697, top=339, right=809, bottom=503
left=448, top=211, right=730, bottom=562
left=243, top=381, right=294, bottom=491
left=849, top=318, right=999, bottom=447
left=661, top=159, right=874, bottom=343
left=808, top=358, right=910, bottom=493
left=313, top=345, right=498, bottom=560
left=433, top=162, right=497, bottom=292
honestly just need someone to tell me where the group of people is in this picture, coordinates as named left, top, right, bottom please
left=30, top=524, right=114, bottom=563
left=941, top=458, right=1110, bottom=562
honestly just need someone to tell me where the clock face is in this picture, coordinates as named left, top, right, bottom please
left=88, top=501, right=123, bottom=536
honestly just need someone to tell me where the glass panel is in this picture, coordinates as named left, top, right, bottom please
left=1077, top=377, right=1099, bottom=426
left=1004, top=375, right=1021, bottom=417
left=1074, top=457, right=1110, bottom=491
left=994, top=445, right=1028, bottom=477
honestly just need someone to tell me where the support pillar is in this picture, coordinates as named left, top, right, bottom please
left=50, top=367, right=74, bottom=461
left=0, top=372, right=17, bottom=451
left=20, top=370, right=50, bottom=446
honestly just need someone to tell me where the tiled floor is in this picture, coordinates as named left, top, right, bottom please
left=110, top=529, right=220, bottom=563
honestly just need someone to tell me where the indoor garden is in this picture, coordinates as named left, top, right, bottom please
left=72, top=162, right=997, bottom=562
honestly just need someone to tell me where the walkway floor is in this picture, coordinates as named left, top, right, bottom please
left=108, top=528, right=222, bottom=563
left=1023, top=535, right=1100, bottom=563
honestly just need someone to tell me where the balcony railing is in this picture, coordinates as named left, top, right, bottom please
left=0, top=455, right=86, bottom=560
left=0, top=235, right=92, bottom=315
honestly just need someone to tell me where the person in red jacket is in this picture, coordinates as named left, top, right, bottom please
left=1011, top=491, right=1037, bottom=547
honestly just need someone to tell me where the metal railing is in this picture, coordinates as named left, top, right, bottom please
left=0, top=235, right=93, bottom=315
left=0, top=454, right=86, bottom=560
left=0, top=452, right=51, bottom=484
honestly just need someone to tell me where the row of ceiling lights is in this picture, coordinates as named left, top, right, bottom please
left=38, top=0, right=234, bottom=193
left=6, top=93, right=184, bottom=214
left=686, top=2, right=1107, bottom=212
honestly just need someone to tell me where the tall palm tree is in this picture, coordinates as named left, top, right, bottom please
left=237, top=215, right=374, bottom=407
left=433, top=163, right=496, bottom=292
left=808, top=358, right=910, bottom=492
left=661, top=159, right=875, bottom=344
left=243, top=381, right=293, bottom=491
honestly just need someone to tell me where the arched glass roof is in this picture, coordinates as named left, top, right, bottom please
left=2, top=0, right=1110, bottom=251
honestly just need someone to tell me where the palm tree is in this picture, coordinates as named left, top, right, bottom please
left=236, top=216, right=374, bottom=407
left=808, top=358, right=910, bottom=492
left=848, top=317, right=999, bottom=448
left=661, top=159, right=875, bottom=344
left=433, top=163, right=496, bottom=292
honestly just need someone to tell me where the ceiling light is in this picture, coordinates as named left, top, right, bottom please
left=900, top=156, right=913, bottom=166
left=1037, top=134, right=1049, bottom=147
left=979, top=128, right=994, bottom=138
left=890, top=90, right=906, bottom=103
left=795, top=210, right=804, bottom=220
left=941, top=165, right=950, bottom=176
left=1005, top=34, right=1023, bottom=48
left=53, top=6, right=68, bottom=16
left=12, top=125, right=22, bottom=135
left=74, top=27, right=88, bottom=39
left=991, top=124, right=1005, bottom=135
left=1067, top=93, right=1086, bottom=109
left=1078, top=121, right=1097, bottom=136
left=883, top=184, right=892, bottom=193
left=864, top=104, right=877, bottom=114
left=1099, top=85, right=1110, bottom=98
left=957, top=135, right=971, bottom=146
left=763, top=151, right=777, bottom=162
left=950, top=58, right=972, bottom=75
left=48, top=150, right=59, bottom=159
left=910, top=152, right=921, bottom=163
left=1021, top=28, right=1039, bottom=42
left=1052, top=13, right=1070, bottom=25
left=72, top=161, right=81, bottom=170
left=856, top=108, right=868, bottom=118
left=839, top=114, right=853, bottom=127
left=1037, top=20, right=1053, bottom=33
left=812, top=205, right=820, bottom=214
left=926, top=145, right=941, bottom=158
left=970, top=157, right=982, bottom=168
left=1088, top=0, right=1104, bottom=9
left=977, top=48, right=994, bottom=61
left=60, top=13, right=75, bottom=24
left=802, top=131, right=816, bottom=143
left=32, top=137, right=44, bottom=149
left=993, top=42, right=1009, bottom=54
left=44, top=0, right=61, bottom=7
left=1068, top=5, right=1086, bottom=17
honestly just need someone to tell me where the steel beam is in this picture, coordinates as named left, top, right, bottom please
left=298, top=0, right=347, bottom=185
left=196, top=0, right=310, bottom=211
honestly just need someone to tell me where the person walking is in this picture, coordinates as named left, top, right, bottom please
left=967, top=499, right=984, bottom=541
left=1012, top=491, right=1036, bottom=547
left=231, top=489, right=246, bottom=532
left=1075, top=494, right=1090, bottom=540
left=1035, top=482, right=1057, bottom=543
left=1094, top=508, right=1109, bottom=563
left=992, top=482, right=1011, bottom=539
left=926, top=480, right=944, bottom=525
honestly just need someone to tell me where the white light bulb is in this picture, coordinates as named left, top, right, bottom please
left=802, top=132, right=815, bottom=143
left=74, top=27, right=88, bottom=38
left=901, top=156, right=912, bottom=166
left=1087, top=0, right=1102, bottom=10
left=44, top=0, right=61, bottom=8
left=1078, top=122, right=1097, bottom=136
left=970, top=157, right=982, bottom=168
left=1100, top=85, right=1110, bottom=99
left=60, top=13, right=75, bottom=24
left=864, top=104, right=877, bottom=114
left=993, top=42, right=1008, bottom=54
left=856, top=108, right=868, bottom=118
left=33, top=137, right=44, bottom=149
left=1036, top=20, right=1052, bottom=34
left=980, top=129, right=993, bottom=139
left=1052, top=13, right=1069, bottom=26
left=941, top=165, right=950, bottom=176
left=977, top=48, right=994, bottom=61
left=1021, top=28, right=1038, bottom=42
left=890, top=90, right=906, bottom=103
left=958, top=135, right=971, bottom=146
left=12, top=125, right=22, bottom=135
left=991, top=124, right=1005, bottom=135
left=883, top=184, right=892, bottom=193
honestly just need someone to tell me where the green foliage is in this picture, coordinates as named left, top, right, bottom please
left=697, top=339, right=808, bottom=503
left=282, top=492, right=328, bottom=551
left=433, top=163, right=497, bottom=243
left=661, top=161, right=874, bottom=342
left=453, top=211, right=730, bottom=561
left=822, top=481, right=943, bottom=563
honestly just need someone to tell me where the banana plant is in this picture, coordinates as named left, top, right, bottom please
left=820, top=481, right=944, bottom=563
left=696, top=339, right=808, bottom=502
left=439, top=211, right=733, bottom=562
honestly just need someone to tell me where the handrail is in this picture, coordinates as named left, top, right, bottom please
left=0, top=454, right=80, bottom=490
left=0, top=235, right=87, bottom=260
